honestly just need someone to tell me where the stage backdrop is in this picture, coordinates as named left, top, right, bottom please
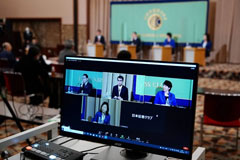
left=111, top=0, right=208, bottom=45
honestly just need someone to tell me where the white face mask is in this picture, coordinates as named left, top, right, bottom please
left=25, top=27, right=30, bottom=32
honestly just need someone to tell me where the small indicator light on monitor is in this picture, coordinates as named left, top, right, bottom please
left=183, top=147, right=189, bottom=150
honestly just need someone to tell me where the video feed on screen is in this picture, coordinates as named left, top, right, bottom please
left=80, top=96, right=122, bottom=127
left=64, top=69, right=194, bottom=109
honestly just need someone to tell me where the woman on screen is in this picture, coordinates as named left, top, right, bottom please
left=154, top=80, right=176, bottom=106
left=92, top=102, right=110, bottom=125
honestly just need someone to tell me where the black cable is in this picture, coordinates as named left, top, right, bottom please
left=85, top=152, right=98, bottom=154
left=49, top=136, right=65, bottom=142
left=58, top=138, right=75, bottom=145
left=81, top=145, right=108, bottom=153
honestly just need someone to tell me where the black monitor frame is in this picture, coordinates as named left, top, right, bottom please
left=60, top=56, right=199, bottom=160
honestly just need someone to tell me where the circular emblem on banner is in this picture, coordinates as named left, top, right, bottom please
left=148, top=14, right=162, bottom=30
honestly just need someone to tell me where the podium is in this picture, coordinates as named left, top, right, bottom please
left=87, top=44, right=104, bottom=57
left=184, top=47, right=205, bottom=66
left=117, top=44, right=137, bottom=59
left=150, top=46, right=172, bottom=61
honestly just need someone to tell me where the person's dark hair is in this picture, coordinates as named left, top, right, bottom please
left=117, top=50, right=131, bottom=60
left=64, top=40, right=74, bottom=49
left=133, top=31, right=137, bottom=35
left=205, top=33, right=210, bottom=42
left=97, top=29, right=101, bottom=33
left=100, top=102, right=109, bottom=115
left=163, top=80, right=172, bottom=91
left=167, top=32, right=172, bottom=38
left=28, top=46, right=40, bottom=58
left=117, top=75, right=124, bottom=81
left=83, top=74, right=88, bottom=78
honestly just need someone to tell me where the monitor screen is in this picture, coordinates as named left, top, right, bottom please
left=60, top=56, right=199, bottom=160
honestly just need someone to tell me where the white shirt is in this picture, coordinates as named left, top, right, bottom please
left=118, top=85, right=122, bottom=96
left=202, top=41, right=207, bottom=48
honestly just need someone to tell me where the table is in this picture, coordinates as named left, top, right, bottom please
left=87, top=44, right=104, bottom=57
left=117, top=44, right=137, bottom=59
left=197, top=87, right=240, bottom=96
left=184, top=47, right=205, bottom=66
left=0, top=101, right=59, bottom=125
left=8, top=136, right=205, bottom=160
left=150, top=46, right=172, bottom=61
left=2, top=122, right=205, bottom=160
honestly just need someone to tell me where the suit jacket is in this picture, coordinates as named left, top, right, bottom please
left=154, top=91, right=176, bottom=106
left=112, top=85, right=128, bottom=100
left=132, top=37, right=141, bottom=53
left=0, top=50, right=16, bottom=67
left=94, top=35, right=106, bottom=49
left=92, top=111, right=110, bottom=125
left=79, top=82, right=93, bottom=95
left=164, top=38, right=176, bottom=48
left=201, top=40, right=212, bottom=57
left=23, top=31, right=33, bottom=42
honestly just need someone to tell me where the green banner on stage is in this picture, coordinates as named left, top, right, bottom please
left=111, top=1, right=208, bottom=43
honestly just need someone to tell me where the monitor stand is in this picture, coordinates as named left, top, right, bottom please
left=91, top=146, right=167, bottom=160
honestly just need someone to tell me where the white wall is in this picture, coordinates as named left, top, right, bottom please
left=0, top=0, right=87, bottom=25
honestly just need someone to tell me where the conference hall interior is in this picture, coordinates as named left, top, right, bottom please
left=0, top=0, right=240, bottom=160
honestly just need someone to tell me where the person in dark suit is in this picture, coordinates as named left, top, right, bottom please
left=94, top=29, right=106, bottom=49
left=23, top=27, right=33, bottom=47
left=14, top=46, right=50, bottom=101
left=79, top=74, right=93, bottom=95
left=200, top=33, right=212, bottom=57
left=131, top=32, right=142, bottom=53
left=0, top=42, right=16, bottom=67
left=112, top=75, right=128, bottom=100
left=154, top=80, right=176, bottom=106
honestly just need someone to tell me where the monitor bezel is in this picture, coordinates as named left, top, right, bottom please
left=60, top=56, right=199, bottom=160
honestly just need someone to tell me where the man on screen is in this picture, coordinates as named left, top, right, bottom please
left=79, top=74, right=93, bottom=95
left=154, top=80, right=176, bottom=106
left=112, top=75, right=128, bottom=100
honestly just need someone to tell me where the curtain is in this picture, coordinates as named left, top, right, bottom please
left=213, top=0, right=240, bottom=63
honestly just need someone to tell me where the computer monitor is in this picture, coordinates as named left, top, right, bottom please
left=60, top=56, right=199, bottom=160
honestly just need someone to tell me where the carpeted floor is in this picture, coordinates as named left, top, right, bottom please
left=1, top=63, right=240, bottom=160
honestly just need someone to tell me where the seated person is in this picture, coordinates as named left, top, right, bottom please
left=15, top=46, right=50, bottom=103
left=200, top=33, right=212, bottom=57
left=58, top=40, right=77, bottom=63
left=0, top=42, right=16, bottom=67
left=92, top=102, right=110, bottom=125
left=154, top=80, right=176, bottom=106
left=79, top=74, right=93, bottom=95
left=163, top=32, right=175, bottom=54
left=112, top=75, right=128, bottom=100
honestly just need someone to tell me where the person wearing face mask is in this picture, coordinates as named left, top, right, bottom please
left=154, top=80, right=176, bottom=106
left=15, top=46, right=49, bottom=101
left=23, top=27, right=33, bottom=47
left=92, top=102, right=111, bottom=125
left=112, top=75, right=128, bottom=101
